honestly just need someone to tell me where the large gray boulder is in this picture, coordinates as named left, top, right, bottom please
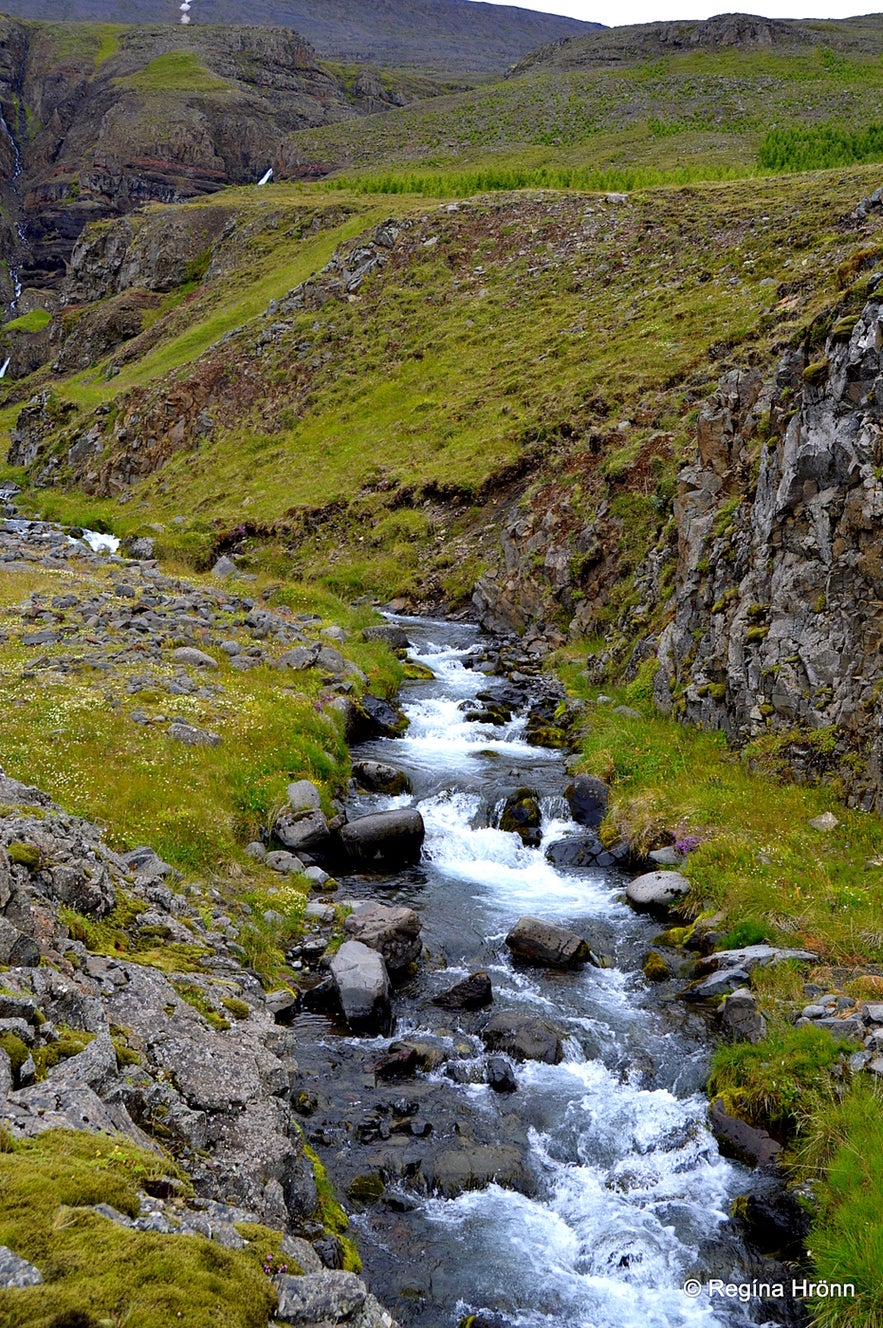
left=626, top=870, right=690, bottom=912
left=338, top=809, right=424, bottom=868
left=481, top=1012, right=562, bottom=1064
left=330, top=941, right=391, bottom=1034
left=505, top=916, right=591, bottom=969
left=275, top=1270, right=398, bottom=1327
left=361, top=624, right=411, bottom=649
left=344, top=903, right=422, bottom=971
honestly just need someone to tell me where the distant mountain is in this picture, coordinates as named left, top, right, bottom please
left=0, top=0, right=604, bottom=74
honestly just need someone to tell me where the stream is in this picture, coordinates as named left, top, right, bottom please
left=293, top=616, right=797, bottom=1328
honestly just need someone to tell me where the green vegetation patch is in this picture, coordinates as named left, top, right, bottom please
left=1, top=309, right=51, bottom=336
left=0, top=1130, right=277, bottom=1328
left=557, top=655, right=883, bottom=962
left=759, top=121, right=883, bottom=174
left=118, top=52, right=229, bottom=96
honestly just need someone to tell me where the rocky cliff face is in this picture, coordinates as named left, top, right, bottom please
left=655, top=297, right=883, bottom=811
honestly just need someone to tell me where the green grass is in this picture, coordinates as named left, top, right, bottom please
left=0, top=564, right=396, bottom=879
left=0, top=1130, right=277, bottom=1328
left=790, top=1078, right=883, bottom=1328
left=1, top=309, right=51, bottom=335
left=117, top=52, right=230, bottom=96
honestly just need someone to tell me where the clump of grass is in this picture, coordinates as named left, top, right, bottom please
left=790, top=1078, right=883, bottom=1328
left=707, top=1023, right=851, bottom=1139
left=0, top=1130, right=277, bottom=1328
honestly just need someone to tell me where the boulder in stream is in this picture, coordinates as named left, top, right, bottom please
left=626, top=870, right=691, bottom=913
left=564, top=774, right=609, bottom=828
left=505, top=916, right=592, bottom=969
left=352, top=760, right=411, bottom=795
left=433, top=971, right=493, bottom=1010
left=330, top=941, right=391, bottom=1035
left=481, top=1011, right=563, bottom=1064
left=338, top=809, right=425, bottom=869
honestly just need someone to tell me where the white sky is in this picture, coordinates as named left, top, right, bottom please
left=476, top=0, right=883, bottom=25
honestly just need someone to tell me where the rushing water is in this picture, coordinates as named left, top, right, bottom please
left=303, top=616, right=789, bottom=1328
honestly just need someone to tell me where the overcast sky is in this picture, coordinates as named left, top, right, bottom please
left=476, top=0, right=881, bottom=24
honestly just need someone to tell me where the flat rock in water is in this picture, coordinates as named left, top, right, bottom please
left=352, top=759, right=411, bottom=795
left=505, top=916, right=590, bottom=969
left=330, top=940, right=390, bottom=1035
left=626, top=870, right=690, bottom=911
left=433, top=971, right=493, bottom=1010
left=424, top=1144, right=533, bottom=1199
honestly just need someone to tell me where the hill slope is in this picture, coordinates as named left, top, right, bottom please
left=0, top=0, right=603, bottom=74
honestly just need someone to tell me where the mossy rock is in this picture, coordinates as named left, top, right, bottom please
left=346, top=1173, right=386, bottom=1203
left=0, top=1031, right=30, bottom=1078
left=402, top=662, right=435, bottom=680
left=525, top=724, right=568, bottom=749
left=707, top=682, right=727, bottom=702
left=643, top=951, right=672, bottom=982
left=802, top=358, right=830, bottom=384
left=7, top=841, right=41, bottom=869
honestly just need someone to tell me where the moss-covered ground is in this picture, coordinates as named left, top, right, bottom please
left=0, top=1130, right=279, bottom=1328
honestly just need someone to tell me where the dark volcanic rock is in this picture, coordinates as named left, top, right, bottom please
left=329, top=940, right=391, bottom=1035
left=565, top=774, right=610, bottom=828
left=708, top=1098, right=782, bottom=1169
left=497, top=788, right=542, bottom=847
left=352, top=759, right=411, bottom=795
left=432, top=971, right=493, bottom=1010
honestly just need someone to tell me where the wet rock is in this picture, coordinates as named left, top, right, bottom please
left=425, top=1145, right=534, bottom=1199
left=344, top=903, right=422, bottom=970
left=642, top=952, right=671, bottom=982
left=626, top=870, right=690, bottom=912
left=369, top=1045, right=420, bottom=1079
left=0, top=1245, right=43, bottom=1288
left=734, top=1187, right=811, bottom=1257
left=720, top=988, right=767, bottom=1044
left=338, top=809, right=425, bottom=869
left=352, top=760, right=411, bottom=795
left=330, top=940, right=391, bottom=1035
left=708, top=1098, right=782, bottom=1169
left=348, top=694, right=408, bottom=741
left=481, top=1012, right=562, bottom=1064
left=564, top=774, right=609, bottom=828
left=433, top=971, right=493, bottom=1011
left=505, top=915, right=592, bottom=969
left=497, top=788, right=542, bottom=847
left=545, top=834, right=630, bottom=871
left=486, top=1056, right=517, bottom=1093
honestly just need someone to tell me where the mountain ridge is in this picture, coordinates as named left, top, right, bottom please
left=0, top=0, right=604, bottom=74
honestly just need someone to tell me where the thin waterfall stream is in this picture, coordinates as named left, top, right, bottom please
left=291, top=616, right=799, bottom=1328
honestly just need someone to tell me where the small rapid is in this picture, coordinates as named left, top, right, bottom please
left=296, top=617, right=788, bottom=1328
